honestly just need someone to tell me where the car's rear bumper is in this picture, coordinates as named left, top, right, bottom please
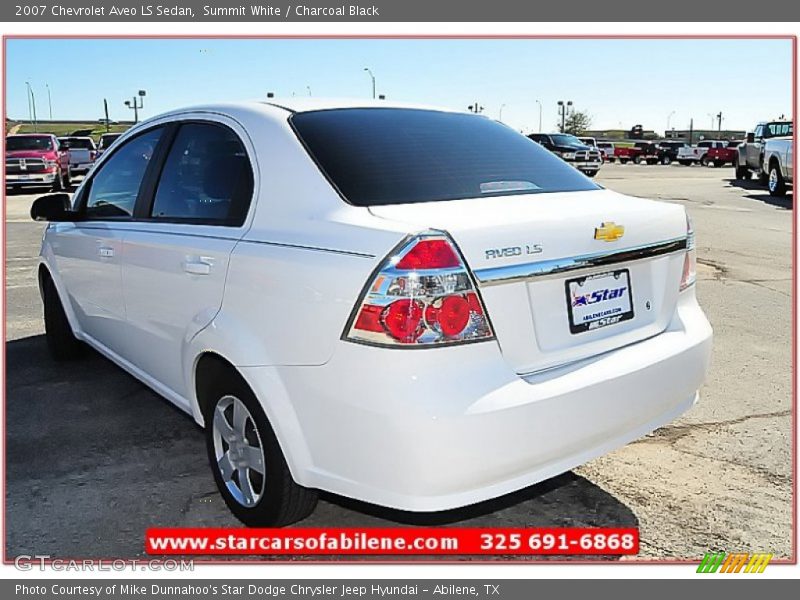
left=70, top=162, right=93, bottom=173
left=243, top=290, right=712, bottom=512
left=5, top=172, right=56, bottom=185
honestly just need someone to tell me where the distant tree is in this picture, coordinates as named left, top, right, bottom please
left=563, top=111, right=592, bottom=135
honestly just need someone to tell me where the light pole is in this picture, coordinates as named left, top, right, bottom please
left=498, top=103, right=506, bottom=122
left=45, top=83, right=53, bottom=120
left=667, top=110, right=675, bottom=133
left=26, top=81, right=38, bottom=132
left=363, top=67, right=376, bottom=99
left=557, top=100, right=573, bottom=133
left=716, top=111, right=723, bottom=133
left=307, top=86, right=312, bottom=97
left=124, top=89, right=146, bottom=124
left=707, top=113, right=715, bottom=129
left=535, top=99, right=542, bottom=133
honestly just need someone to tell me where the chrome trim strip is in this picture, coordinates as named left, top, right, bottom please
left=473, top=236, right=688, bottom=287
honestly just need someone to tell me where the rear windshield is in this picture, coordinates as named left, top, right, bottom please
left=764, top=122, right=792, bottom=138
left=99, top=134, right=122, bottom=148
left=6, top=136, right=53, bottom=151
left=291, top=108, right=600, bottom=206
left=59, top=138, right=95, bottom=149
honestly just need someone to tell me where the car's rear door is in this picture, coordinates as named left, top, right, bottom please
left=120, top=116, right=256, bottom=402
left=51, top=126, right=166, bottom=356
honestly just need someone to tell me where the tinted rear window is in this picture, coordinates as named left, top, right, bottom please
left=291, top=108, right=600, bottom=206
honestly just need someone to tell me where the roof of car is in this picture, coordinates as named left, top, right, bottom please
left=260, top=97, right=461, bottom=114
left=7, top=133, right=55, bottom=138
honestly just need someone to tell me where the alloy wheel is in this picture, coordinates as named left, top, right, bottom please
left=211, top=395, right=266, bottom=507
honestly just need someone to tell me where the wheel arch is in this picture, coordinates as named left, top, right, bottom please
left=188, top=347, right=315, bottom=485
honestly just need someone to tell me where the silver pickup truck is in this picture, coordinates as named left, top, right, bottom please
left=57, top=136, right=97, bottom=176
left=763, top=136, right=793, bottom=196
left=735, top=120, right=792, bottom=184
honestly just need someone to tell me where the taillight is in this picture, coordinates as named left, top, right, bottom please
left=344, top=232, right=494, bottom=347
left=680, top=213, right=696, bottom=291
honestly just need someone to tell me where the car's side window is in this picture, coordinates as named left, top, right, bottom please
left=149, top=122, right=253, bottom=226
left=84, top=128, right=163, bottom=220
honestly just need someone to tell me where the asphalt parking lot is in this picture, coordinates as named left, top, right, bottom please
left=4, top=163, right=793, bottom=560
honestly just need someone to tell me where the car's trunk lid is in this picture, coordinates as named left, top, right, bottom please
left=368, top=189, right=689, bottom=374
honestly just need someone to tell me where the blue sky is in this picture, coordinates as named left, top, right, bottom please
left=6, top=38, right=793, bottom=133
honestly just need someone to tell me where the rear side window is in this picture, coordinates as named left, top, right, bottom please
left=292, top=108, right=599, bottom=206
left=150, top=123, right=253, bottom=226
left=85, top=127, right=163, bottom=220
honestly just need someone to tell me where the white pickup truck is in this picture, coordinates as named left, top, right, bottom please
left=676, top=140, right=727, bottom=166
left=57, top=136, right=97, bottom=176
left=763, top=136, right=793, bottom=196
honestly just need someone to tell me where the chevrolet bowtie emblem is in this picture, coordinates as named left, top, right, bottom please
left=594, top=222, right=625, bottom=242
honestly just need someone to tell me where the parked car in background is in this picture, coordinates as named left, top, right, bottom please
left=596, top=141, right=615, bottom=162
left=31, top=99, right=710, bottom=526
left=529, top=133, right=602, bottom=177
left=58, top=136, right=97, bottom=176
left=704, top=141, right=741, bottom=168
left=612, top=145, right=636, bottom=164
left=578, top=137, right=598, bottom=148
left=631, top=141, right=667, bottom=165
left=656, top=141, right=689, bottom=165
left=96, top=132, right=123, bottom=157
left=5, top=133, right=71, bottom=191
left=677, top=140, right=727, bottom=166
left=762, top=136, right=793, bottom=196
left=736, top=120, right=793, bottom=182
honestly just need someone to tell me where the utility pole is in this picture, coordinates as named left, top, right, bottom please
left=46, top=83, right=52, bottom=120
left=363, top=67, right=376, bottom=99
left=467, top=102, right=484, bottom=114
left=557, top=100, right=573, bottom=133
left=688, top=118, right=694, bottom=145
left=716, top=111, right=723, bottom=133
left=535, top=99, right=542, bottom=132
left=104, top=99, right=110, bottom=133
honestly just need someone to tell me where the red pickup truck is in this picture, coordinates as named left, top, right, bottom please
left=703, top=140, right=741, bottom=167
left=5, top=133, right=71, bottom=191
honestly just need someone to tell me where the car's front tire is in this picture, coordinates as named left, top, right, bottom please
left=42, top=272, right=84, bottom=361
left=583, top=170, right=598, bottom=178
left=205, top=373, right=318, bottom=527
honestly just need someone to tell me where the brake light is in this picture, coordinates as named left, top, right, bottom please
left=680, top=213, right=696, bottom=291
left=344, top=232, right=494, bottom=347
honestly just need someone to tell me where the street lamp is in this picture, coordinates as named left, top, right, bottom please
left=363, top=67, right=376, bottom=99
left=307, top=86, right=312, bottom=97
left=667, top=110, right=676, bottom=132
left=46, top=83, right=53, bottom=120
left=125, top=89, right=147, bottom=124
left=557, top=100, right=573, bottom=133
left=498, top=103, right=507, bottom=122
left=535, top=99, right=543, bottom=133
left=25, top=81, right=37, bottom=132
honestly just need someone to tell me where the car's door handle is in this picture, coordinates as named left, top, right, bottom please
left=98, top=246, right=114, bottom=258
left=184, top=257, right=213, bottom=275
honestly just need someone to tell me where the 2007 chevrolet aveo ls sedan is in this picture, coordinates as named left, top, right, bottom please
left=32, top=99, right=712, bottom=526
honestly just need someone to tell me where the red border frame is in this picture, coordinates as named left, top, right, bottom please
left=1, top=33, right=796, bottom=567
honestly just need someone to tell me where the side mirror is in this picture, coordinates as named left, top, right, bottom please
left=746, top=132, right=755, bottom=143
left=30, top=193, right=75, bottom=222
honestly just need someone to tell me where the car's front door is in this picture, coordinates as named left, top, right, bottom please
left=120, top=119, right=255, bottom=402
left=51, top=126, right=165, bottom=356
left=747, top=125, right=765, bottom=168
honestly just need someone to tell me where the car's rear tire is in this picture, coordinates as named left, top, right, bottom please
left=700, top=156, right=710, bottom=167
left=768, top=163, right=787, bottom=196
left=205, top=371, right=318, bottom=527
left=661, top=155, right=672, bottom=165
left=42, top=272, right=84, bottom=361
left=633, top=155, right=642, bottom=164
left=620, top=158, right=629, bottom=164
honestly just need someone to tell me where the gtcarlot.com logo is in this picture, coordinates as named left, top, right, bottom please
left=13, top=555, right=193, bottom=572
left=696, top=552, right=773, bottom=573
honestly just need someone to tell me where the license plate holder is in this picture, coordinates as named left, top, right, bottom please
left=566, top=269, right=634, bottom=334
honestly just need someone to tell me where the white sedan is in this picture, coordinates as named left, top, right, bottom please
left=31, top=99, right=712, bottom=526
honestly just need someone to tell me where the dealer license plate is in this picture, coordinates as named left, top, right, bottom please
left=566, top=269, right=634, bottom=334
